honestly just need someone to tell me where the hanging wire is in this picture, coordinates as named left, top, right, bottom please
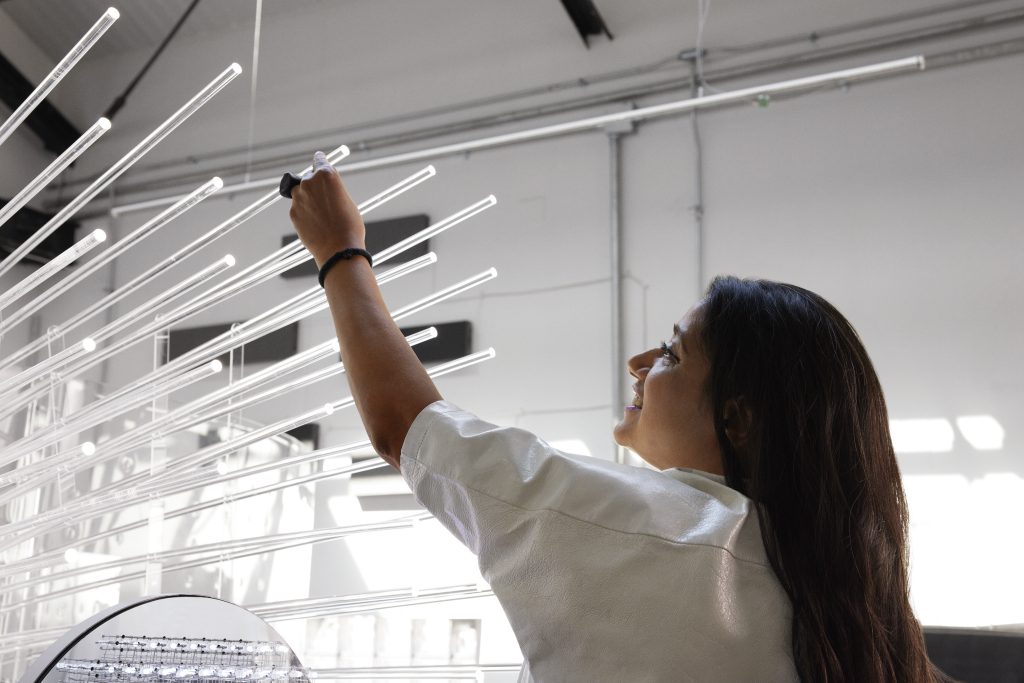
left=694, top=0, right=725, bottom=95
left=691, top=0, right=709, bottom=294
left=243, top=0, right=264, bottom=183
left=102, top=0, right=201, bottom=121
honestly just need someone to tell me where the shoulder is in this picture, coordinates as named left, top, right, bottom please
left=402, top=401, right=770, bottom=566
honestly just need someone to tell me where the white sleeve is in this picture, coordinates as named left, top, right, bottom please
left=399, top=399, right=573, bottom=558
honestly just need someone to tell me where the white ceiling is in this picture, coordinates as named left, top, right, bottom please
left=0, top=0, right=330, bottom=60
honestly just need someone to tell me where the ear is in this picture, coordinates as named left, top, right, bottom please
left=722, top=397, right=755, bottom=452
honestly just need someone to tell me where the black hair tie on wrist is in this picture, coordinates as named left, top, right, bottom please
left=318, top=248, right=373, bottom=287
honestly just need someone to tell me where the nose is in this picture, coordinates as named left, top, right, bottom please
left=627, top=347, right=658, bottom=380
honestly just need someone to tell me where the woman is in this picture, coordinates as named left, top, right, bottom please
left=288, top=152, right=952, bottom=682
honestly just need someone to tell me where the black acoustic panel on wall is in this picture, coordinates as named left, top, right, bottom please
left=923, top=627, right=1024, bottom=683
left=287, top=423, right=320, bottom=451
left=350, top=453, right=388, bottom=478
left=198, top=423, right=320, bottom=452
left=166, top=322, right=299, bottom=364
left=279, top=213, right=431, bottom=278
left=400, top=321, right=471, bottom=364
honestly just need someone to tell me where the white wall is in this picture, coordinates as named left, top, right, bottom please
left=6, top=0, right=1023, bottom=637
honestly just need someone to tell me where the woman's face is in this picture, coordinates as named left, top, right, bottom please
left=613, top=304, right=724, bottom=474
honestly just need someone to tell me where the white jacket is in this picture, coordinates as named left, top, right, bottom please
left=401, top=401, right=799, bottom=682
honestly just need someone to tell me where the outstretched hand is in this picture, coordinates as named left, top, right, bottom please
left=288, top=151, right=367, bottom=268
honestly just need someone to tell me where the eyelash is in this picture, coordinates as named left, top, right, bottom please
left=660, top=341, right=680, bottom=364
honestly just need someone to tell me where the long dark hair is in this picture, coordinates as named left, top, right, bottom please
left=698, top=276, right=952, bottom=682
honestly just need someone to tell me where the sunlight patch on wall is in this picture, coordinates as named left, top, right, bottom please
left=889, top=419, right=954, bottom=453
left=955, top=415, right=1005, bottom=451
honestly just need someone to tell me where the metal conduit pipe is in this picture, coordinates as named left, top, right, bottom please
left=100, top=54, right=927, bottom=224
left=58, top=1, right=1023, bottom=207
left=79, top=35, right=1024, bottom=215
left=608, top=132, right=624, bottom=463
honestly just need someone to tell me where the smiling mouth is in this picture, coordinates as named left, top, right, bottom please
left=628, top=385, right=643, bottom=410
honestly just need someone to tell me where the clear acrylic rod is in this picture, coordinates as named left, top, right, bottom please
left=1, top=517, right=423, bottom=608
left=96, top=252, right=438, bottom=419
left=1, top=441, right=385, bottom=568
left=0, top=360, right=223, bottom=481
left=174, top=190, right=493, bottom=335
left=0, top=347, right=496, bottom=546
left=8, top=515, right=424, bottom=596
left=374, top=195, right=496, bottom=267
left=171, top=163, right=437, bottom=328
left=0, top=255, right=234, bottom=412
left=0, top=145, right=344, bottom=375
left=0, top=177, right=223, bottom=334
left=0, top=256, right=232, bottom=449
left=392, top=267, right=499, bottom=322
left=0, top=406, right=332, bottom=543
left=356, top=164, right=436, bottom=214
left=0, top=255, right=435, bottom=468
left=115, top=143, right=350, bottom=289
left=0, top=337, right=98, bottom=400
left=0, top=241, right=238, bottom=376
left=0, top=118, right=111, bottom=231
left=0, top=229, right=106, bottom=310
left=91, top=340, right=343, bottom=458
left=97, top=338, right=345, bottom=458
left=0, top=8, right=119, bottom=147
left=153, top=328, right=436, bottom=445
left=162, top=346, right=496, bottom=480
left=29, top=433, right=366, bottom=520
left=13, top=436, right=384, bottom=539
left=1, top=444, right=387, bottom=561
left=0, top=63, right=242, bottom=279
left=44, top=328, right=434, bottom=484
left=0, top=160, right=424, bottom=376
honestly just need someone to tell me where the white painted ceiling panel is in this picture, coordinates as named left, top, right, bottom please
left=0, top=0, right=327, bottom=60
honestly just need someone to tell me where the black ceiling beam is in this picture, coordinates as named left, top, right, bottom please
left=0, top=51, right=82, bottom=154
left=560, top=0, right=614, bottom=48
left=103, top=0, right=201, bottom=121
left=0, top=197, right=78, bottom=265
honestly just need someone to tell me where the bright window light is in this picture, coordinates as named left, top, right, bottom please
left=889, top=418, right=954, bottom=453
left=550, top=439, right=592, bottom=457
left=955, top=415, right=1005, bottom=451
left=905, top=472, right=1024, bottom=626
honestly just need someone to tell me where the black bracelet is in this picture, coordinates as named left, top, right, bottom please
left=318, top=248, right=373, bottom=287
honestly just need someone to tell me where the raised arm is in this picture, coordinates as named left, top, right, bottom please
left=287, top=152, right=442, bottom=469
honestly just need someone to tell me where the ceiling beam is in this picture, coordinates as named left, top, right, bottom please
left=0, top=50, right=82, bottom=154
